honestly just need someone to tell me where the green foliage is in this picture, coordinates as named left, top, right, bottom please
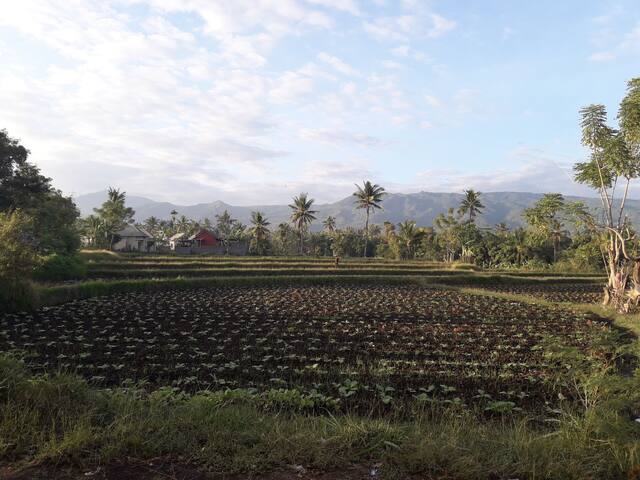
left=353, top=181, right=386, bottom=257
left=0, top=129, right=80, bottom=254
left=0, top=210, right=38, bottom=312
left=92, top=187, right=135, bottom=249
left=331, top=228, right=364, bottom=257
left=34, top=254, right=87, bottom=281
left=248, top=211, right=270, bottom=255
left=2, top=347, right=640, bottom=478
left=458, top=189, right=485, bottom=222
left=289, top=192, right=317, bottom=255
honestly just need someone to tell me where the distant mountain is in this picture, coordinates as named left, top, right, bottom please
left=75, top=190, right=640, bottom=230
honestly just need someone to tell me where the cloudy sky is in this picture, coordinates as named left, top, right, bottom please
left=1, top=0, right=639, bottom=205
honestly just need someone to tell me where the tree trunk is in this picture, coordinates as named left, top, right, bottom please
left=601, top=235, right=640, bottom=312
left=300, top=230, right=304, bottom=256
left=363, top=209, right=369, bottom=258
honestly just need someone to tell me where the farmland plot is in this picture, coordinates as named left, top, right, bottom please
left=0, top=285, right=607, bottom=412
left=477, top=283, right=603, bottom=304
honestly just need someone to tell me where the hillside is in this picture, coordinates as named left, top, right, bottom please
left=75, top=190, right=638, bottom=230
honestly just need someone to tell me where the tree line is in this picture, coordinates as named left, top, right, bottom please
left=78, top=181, right=604, bottom=271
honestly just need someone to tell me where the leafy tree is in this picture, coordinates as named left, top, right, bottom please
left=0, top=129, right=80, bottom=254
left=0, top=130, right=49, bottom=210
left=434, top=208, right=462, bottom=262
left=572, top=78, right=640, bottom=310
left=289, top=193, right=317, bottom=255
left=458, top=189, right=485, bottom=222
left=0, top=210, right=38, bottom=312
left=80, top=214, right=105, bottom=247
left=331, top=228, right=363, bottom=257
left=273, top=222, right=298, bottom=256
left=249, top=211, right=270, bottom=255
left=353, top=181, right=386, bottom=257
left=523, top=193, right=567, bottom=263
left=93, top=187, right=135, bottom=250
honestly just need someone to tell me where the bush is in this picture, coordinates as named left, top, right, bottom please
left=0, top=210, right=38, bottom=312
left=34, top=254, right=87, bottom=281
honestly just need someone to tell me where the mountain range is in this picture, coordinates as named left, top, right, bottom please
left=74, top=190, right=640, bottom=231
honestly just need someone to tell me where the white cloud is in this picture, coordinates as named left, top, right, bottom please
left=588, top=51, right=616, bottom=62
left=424, top=94, right=442, bottom=108
left=305, top=0, right=361, bottom=16
left=317, top=52, right=360, bottom=76
left=363, top=5, right=456, bottom=43
left=299, top=128, right=383, bottom=147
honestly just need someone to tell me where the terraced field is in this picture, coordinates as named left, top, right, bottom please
left=80, top=254, right=477, bottom=280
left=477, top=283, right=604, bottom=304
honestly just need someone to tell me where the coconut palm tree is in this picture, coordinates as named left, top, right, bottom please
left=176, top=215, right=191, bottom=234
left=458, top=189, right=485, bottom=222
left=143, top=216, right=160, bottom=237
left=322, top=216, right=337, bottom=233
left=93, top=187, right=134, bottom=250
left=249, top=211, right=270, bottom=255
left=353, top=181, right=386, bottom=257
left=397, top=220, right=420, bottom=259
left=83, top=214, right=105, bottom=247
left=289, top=193, right=317, bottom=255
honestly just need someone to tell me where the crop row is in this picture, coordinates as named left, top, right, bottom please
left=0, top=285, right=606, bottom=412
left=477, top=283, right=604, bottom=304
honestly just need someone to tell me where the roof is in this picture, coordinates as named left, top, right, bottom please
left=188, top=229, right=217, bottom=241
left=169, top=232, right=186, bottom=241
left=116, top=225, right=152, bottom=238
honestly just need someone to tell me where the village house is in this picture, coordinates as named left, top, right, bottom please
left=113, top=225, right=156, bottom=252
left=168, top=232, right=188, bottom=250
left=168, top=229, right=248, bottom=255
left=189, top=229, right=219, bottom=248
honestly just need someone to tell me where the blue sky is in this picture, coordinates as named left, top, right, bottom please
left=1, top=0, right=639, bottom=205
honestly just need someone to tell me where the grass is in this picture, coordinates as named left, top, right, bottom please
left=2, top=351, right=640, bottom=479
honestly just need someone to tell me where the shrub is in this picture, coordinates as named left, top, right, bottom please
left=34, top=254, right=87, bottom=281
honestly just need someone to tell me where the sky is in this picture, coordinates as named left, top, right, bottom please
left=1, top=0, right=639, bottom=206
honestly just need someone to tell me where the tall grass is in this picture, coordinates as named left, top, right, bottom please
left=2, top=355, right=639, bottom=479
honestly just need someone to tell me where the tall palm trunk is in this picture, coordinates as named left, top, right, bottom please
left=363, top=208, right=370, bottom=258
left=299, top=228, right=304, bottom=255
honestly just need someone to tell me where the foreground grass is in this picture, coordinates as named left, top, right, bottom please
left=2, top=353, right=640, bottom=479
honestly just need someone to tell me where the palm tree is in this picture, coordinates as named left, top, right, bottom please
left=83, top=214, right=104, bottom=247
left=249, top=211, right=270, bottom=255
left=176, top=215, right=190, bottom=233
left=458, top=189, right=485, bottom=222
left=513, top=228, right=530, bottom=265
left=289, top=192, right=317, bottom=255
left=250, top=211, right=270, bottom=239
left=322, top=216, right=337, bottom=233
left=397, top=220, right=420, bottom=259
left=144, top=216, right=160, bottom=236
left=353, top=181, right=386, bottom=257
left=93, top=187, right=134, bottom=250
